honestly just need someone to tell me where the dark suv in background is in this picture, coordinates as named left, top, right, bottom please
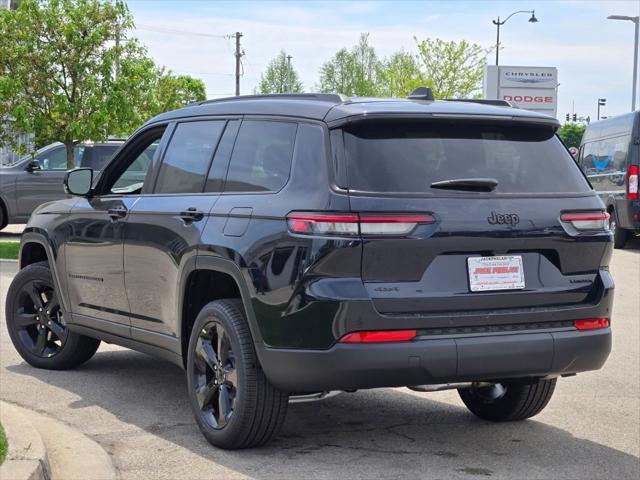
left=0, top=140, right=123, bottom=230
left=6, top=91, right=613, bottom=449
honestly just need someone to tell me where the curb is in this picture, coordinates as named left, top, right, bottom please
left=0, top=402, right=51, bottom=480
left=0, top=402, right=117, bottom=480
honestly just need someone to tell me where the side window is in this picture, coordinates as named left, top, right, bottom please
left=224, top=120, right=297, bottom=192
left=154, top=121, right=225, bottom=194
left=107, top=129, right=166, bottom=195
left=37, top=147, right=67, bottom=170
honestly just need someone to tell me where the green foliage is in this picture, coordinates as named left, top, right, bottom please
left=558, top=123, right=586, bottom=149
left=257, top=51, right=303, bottom=94
left=376, top=50, right=422, bottom=98
left=0, top=0, right=206, bottom=165
left=414, top=37, right=487, bottom=99
left=0, top=242, right=19, bottom=260
left=318, top=33, right=487, bottom=100
left=0, top=422, right=7, bottom=465
left=319, top=33, right=379, bottom=96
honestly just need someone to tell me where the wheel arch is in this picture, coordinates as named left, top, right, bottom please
left=179, top=256, right=262, bottom=368
left=19, top=232, right=70, bottom=314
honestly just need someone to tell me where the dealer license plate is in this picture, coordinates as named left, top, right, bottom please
left=467, top=255, right=525, bottom=292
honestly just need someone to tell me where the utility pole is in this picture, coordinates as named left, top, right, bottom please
left=286, top=55, right=292, bottom=93
left=234, top=32, right=243, bottom=96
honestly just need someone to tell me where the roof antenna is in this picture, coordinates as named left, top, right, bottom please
left=408, top=87, right=435, bottom=101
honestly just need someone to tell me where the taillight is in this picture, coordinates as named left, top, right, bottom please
left=339, top=329, right=417, bottom=343
left=561, top=212, right=610, bottom=231
left=574, top=318, right=609, bottom=331
left=287, top=212, right=435, bottom=236
left=628, top=165, right=639, bottom=200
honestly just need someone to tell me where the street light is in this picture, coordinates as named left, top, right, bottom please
left=492, top=10, right=538, bottom=66
left=607, top=15, right=639, bottom=111
left=597, top=98, right=606, bottom=120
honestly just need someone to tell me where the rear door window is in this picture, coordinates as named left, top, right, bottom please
left=224, top=120, right=297, bottom=192
left=341, top=121, right=591, bottom=194
left=154, top=121, right=225, bottom=194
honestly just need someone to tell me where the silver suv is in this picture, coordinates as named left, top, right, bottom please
left=0, top=140, right=123, bottom=230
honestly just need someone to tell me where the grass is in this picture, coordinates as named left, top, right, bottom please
left=0, top=242, right=19, bottom=260
left=0, top=422, right=7, bottom=465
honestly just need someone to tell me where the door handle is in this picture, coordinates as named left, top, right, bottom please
left=107, top=207, right=128, bottom=220
left=179, top=208, right=204, bottom=223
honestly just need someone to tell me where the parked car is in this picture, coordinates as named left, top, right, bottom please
left=0, top=140, right=123, bottom=230
left=6, top=91, right=613, bottom=450
left=578, top=111, right=639, bottom=248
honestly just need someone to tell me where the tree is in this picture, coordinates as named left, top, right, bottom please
left=0, top=0, right=205, bottom=167
left=376, top=50, right=422, bottom=98
left=319, top=33, right=379, bottom=96
left=414, top=37, right=487, bottom=99
left=558, top=123, right=586, bottom=149
left=257, top=51, right=303, bottom=94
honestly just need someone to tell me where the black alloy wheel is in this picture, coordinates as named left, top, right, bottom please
left=6, top=261, right=101, bottom=370
left=14, top=279, right=68, bottom=358
left=186, top=299, right=288, bottom=449
left=192, top=321, right=238, bottom=429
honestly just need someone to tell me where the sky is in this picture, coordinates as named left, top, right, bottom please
left=127, top=0, right=640, bottom=121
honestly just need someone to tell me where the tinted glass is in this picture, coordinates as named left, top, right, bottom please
left=581, top=137, right=629, bottom=193
left=81, top=145, right=119, bottom=170
left=111, top=141, right=160, bottom=194
left=37, top=147, right=68, bottom=170
left=155, top=121, right=225, bottom=194
left=342, top=121, right=591, bottom=194
left=225, top=120, right=297, bottom=192
left=205, top=120, right=240, bottom=193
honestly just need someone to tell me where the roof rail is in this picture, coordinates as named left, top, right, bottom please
left=197, top=93, right=349, bottom=106
left=443, top=98, right=517, bottom=108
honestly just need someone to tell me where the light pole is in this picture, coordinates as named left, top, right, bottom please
left=492, top=10, right=538, bottom=65
left=608, top=15, right=639, bottom=111
left=597, top=98, right=606, bottom=120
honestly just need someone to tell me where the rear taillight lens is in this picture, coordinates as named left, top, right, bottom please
left=628, top=165, right=639, bottom=200
left=574, top=318, right=609, bottom=331
left=561, top=212, right=610, bottom=231
left=287, top=212, right=434, bottom=236
left=339, top=329, right=417, bottom=343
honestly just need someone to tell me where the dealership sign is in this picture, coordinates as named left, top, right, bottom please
left=483, top=66, right=558, bottom=117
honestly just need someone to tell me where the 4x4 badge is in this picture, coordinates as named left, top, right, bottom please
left=487, top=211, right=520, bottom=225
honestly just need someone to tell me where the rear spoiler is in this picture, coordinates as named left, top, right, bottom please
left=328, top=113, right=560, bottom=130
left=443, top=99, right=518, bottom=108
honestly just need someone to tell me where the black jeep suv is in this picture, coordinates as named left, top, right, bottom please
left=6, top=91, right=613, bottom=449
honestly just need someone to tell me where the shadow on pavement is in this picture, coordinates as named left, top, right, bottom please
left=7, top=349, right=639, bottom=479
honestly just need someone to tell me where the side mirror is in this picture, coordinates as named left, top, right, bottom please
left=25, top=159, right=41, bottom=173
left=64, top=168, right=93, bottom=196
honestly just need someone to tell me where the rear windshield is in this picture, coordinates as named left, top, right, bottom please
left=341, top=121, right=590, bottom=194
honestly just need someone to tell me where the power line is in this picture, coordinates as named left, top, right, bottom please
left=136, top=24, right=232, bottom=39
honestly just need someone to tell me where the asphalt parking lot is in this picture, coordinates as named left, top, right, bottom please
left=1, top=238, right=639, bottom=480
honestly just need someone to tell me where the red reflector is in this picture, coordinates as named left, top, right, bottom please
left=339, top=330, right=417, bottom=343
left=561, top=212, right=609, bottom=222
left=574, top=318, right=609, bottom=331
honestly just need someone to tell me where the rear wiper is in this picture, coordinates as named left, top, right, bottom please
left=430, top=178, right=498, bottom=192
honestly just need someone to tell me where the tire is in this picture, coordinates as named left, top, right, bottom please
left=0, top=201, right=7, bottom=231
left=609, top=211, right=628, bottom=249
left=5, top=261, right=100, bottom=370
left=458, top=378, right=556, bottom=422
left=186, top=299, right=288, bottom=449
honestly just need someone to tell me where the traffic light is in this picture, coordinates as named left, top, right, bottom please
left=573, top=113, right=577, bottom=122
left=566, top=113, right=570, bottom=122
left=598, top=98, right=607, bottom=107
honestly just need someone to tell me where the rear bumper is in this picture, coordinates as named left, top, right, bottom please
left=258, top=328, right=611, bottom=392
